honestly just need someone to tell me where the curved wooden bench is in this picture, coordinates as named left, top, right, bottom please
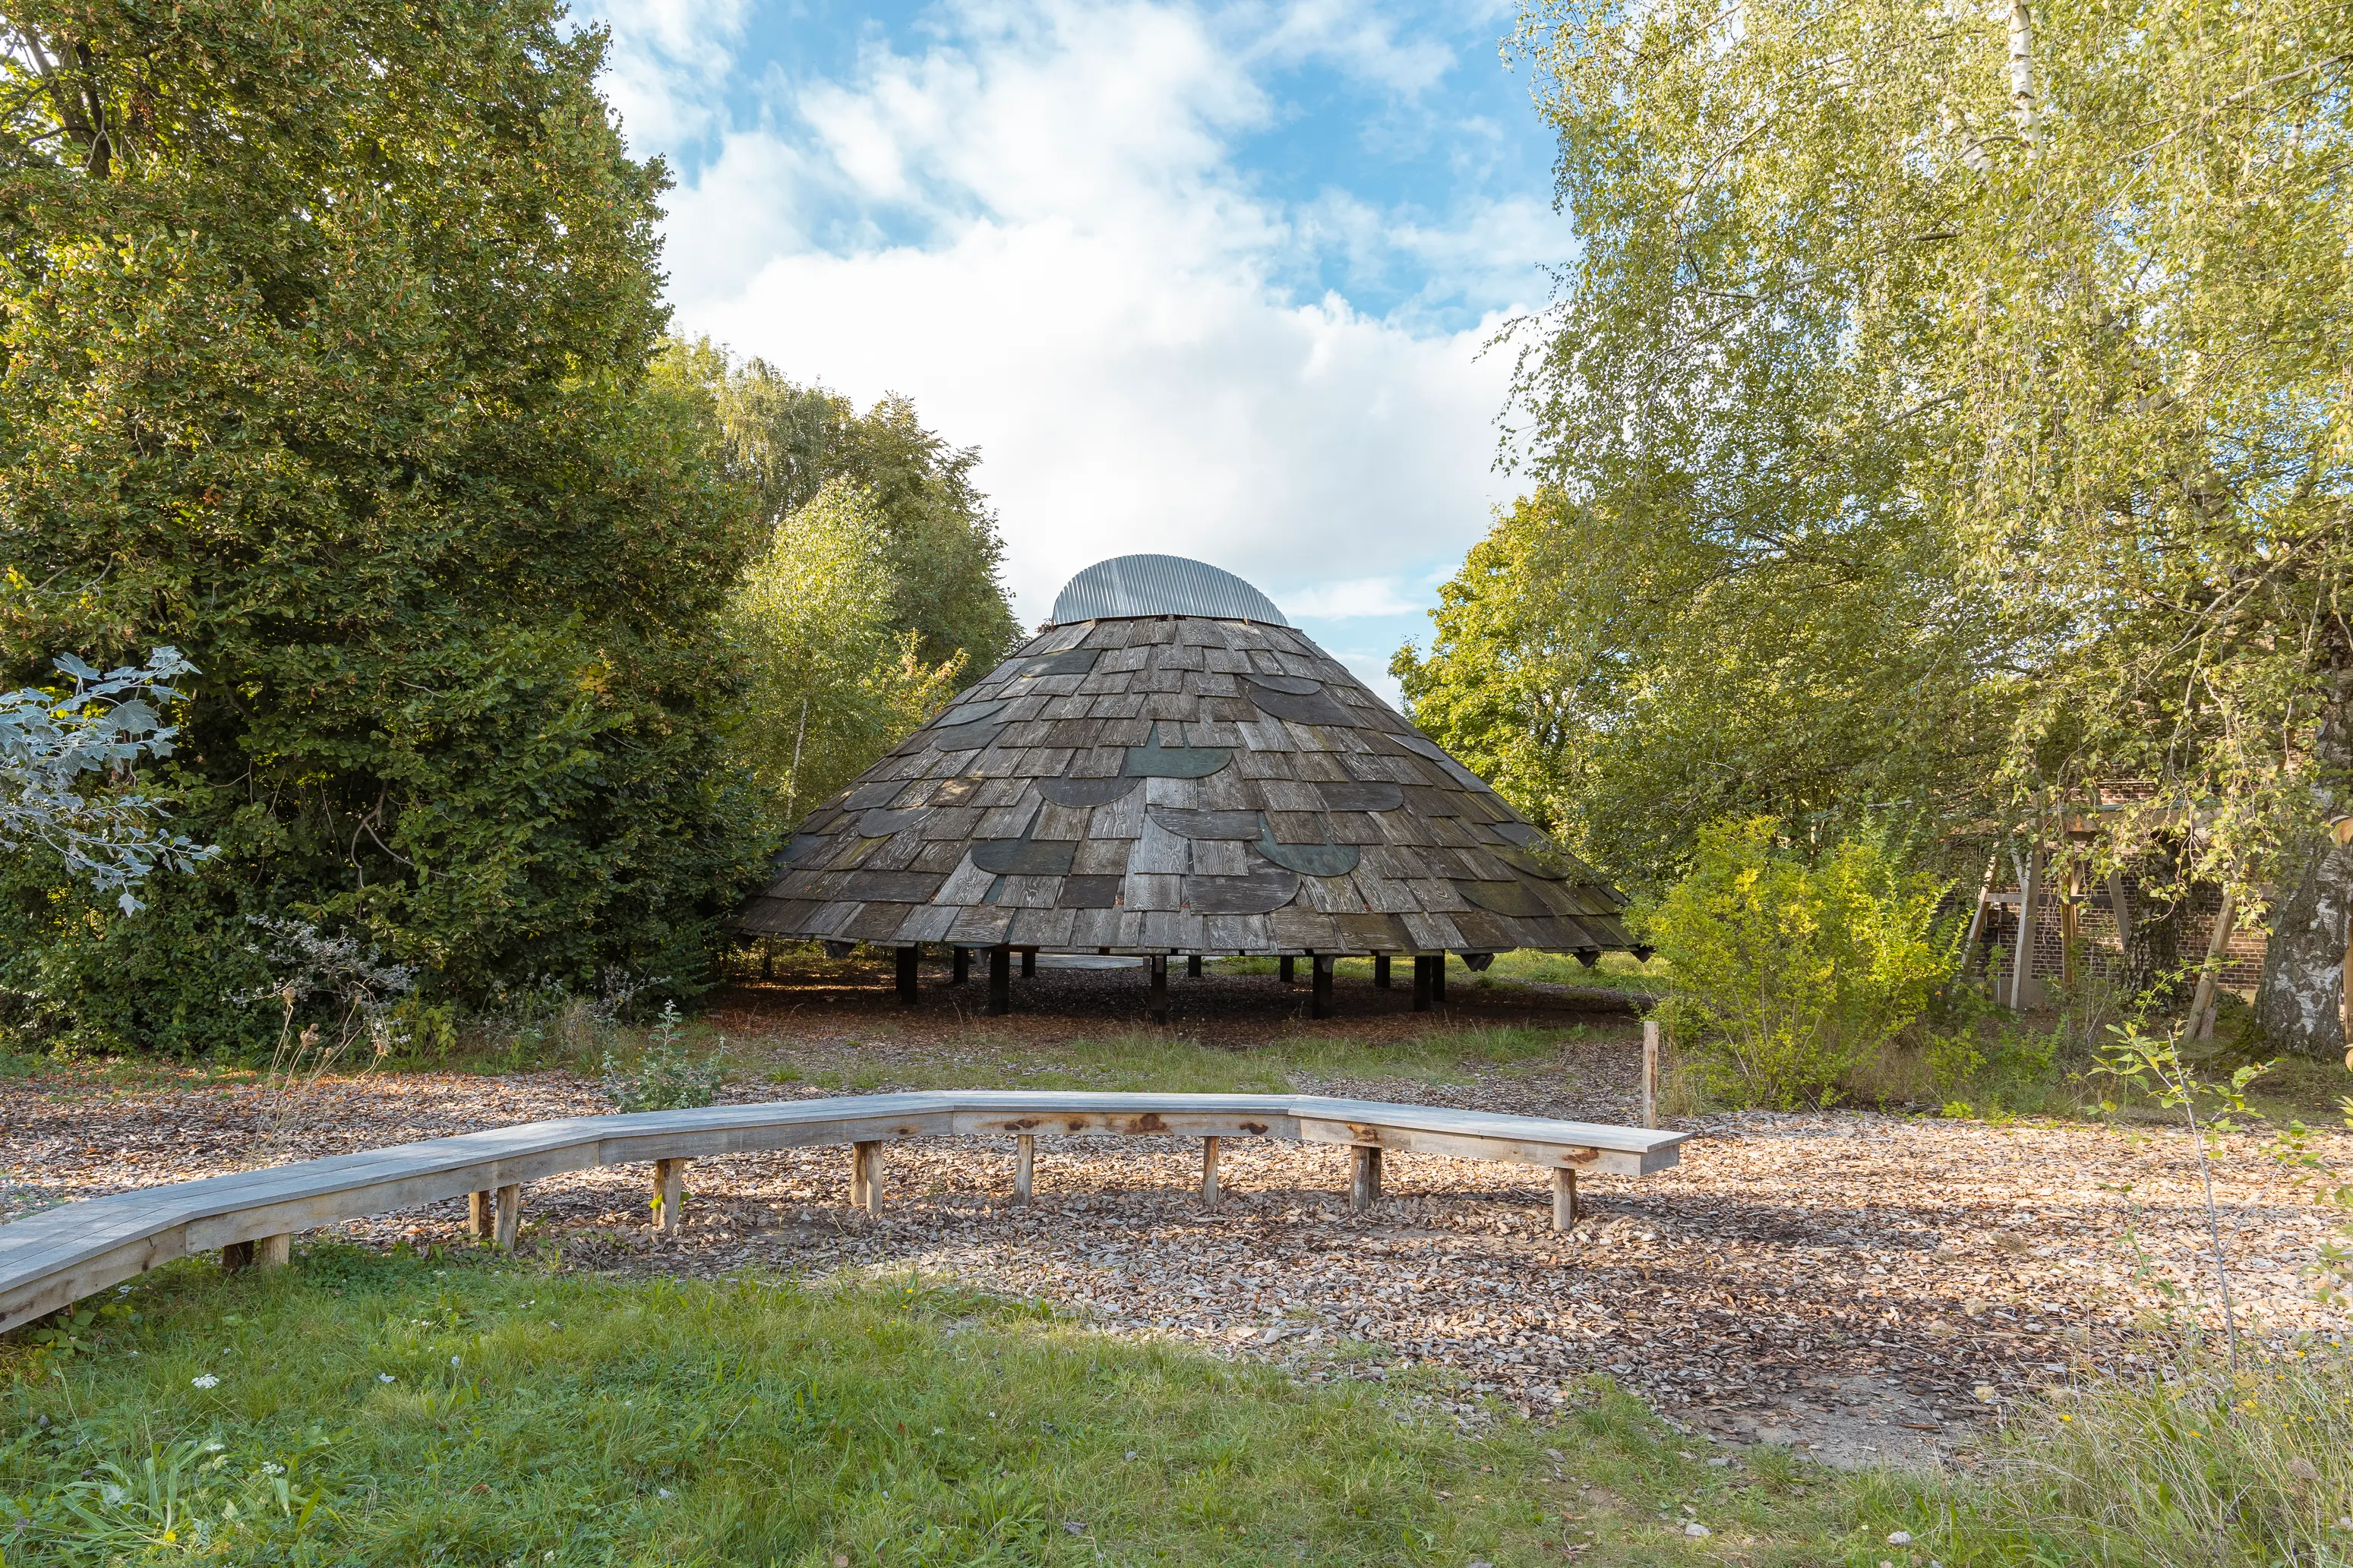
left=0, top=1092, right=1686, bottom=1336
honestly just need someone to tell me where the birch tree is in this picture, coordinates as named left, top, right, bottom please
left=1510, top=0, right=2353, bottom=1051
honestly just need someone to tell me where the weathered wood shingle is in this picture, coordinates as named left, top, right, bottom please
left=734, top=561, right=1634, bottom=956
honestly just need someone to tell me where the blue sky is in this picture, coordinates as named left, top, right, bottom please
left=584, top=0, right=1572, bottom=700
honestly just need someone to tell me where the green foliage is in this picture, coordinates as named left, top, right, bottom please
left=1395, top=487, right=2001, bottom=890
left=1483, top=0, right=2353, bottom=917
left=1637, top=819, right=1956, bottom=1109
left=728, top=477, right=966, bottom=819
left=0, top=2, right=772, bottom=1050
left=598, top=1001, right=724, bottom=1112
left=662, top=338, right=1020, bottom=681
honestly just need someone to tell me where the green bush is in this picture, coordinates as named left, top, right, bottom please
left=1636, top=819, right=1954, bottom=1109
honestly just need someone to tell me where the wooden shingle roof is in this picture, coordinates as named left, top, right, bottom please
left=736, top=561, right=1633, bottom=957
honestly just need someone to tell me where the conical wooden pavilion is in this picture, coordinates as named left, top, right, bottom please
left=736, top=554, right=1636, bottom=1016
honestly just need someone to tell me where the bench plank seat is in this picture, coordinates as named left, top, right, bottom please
left=0, top=1092, right=1685, bottom=1336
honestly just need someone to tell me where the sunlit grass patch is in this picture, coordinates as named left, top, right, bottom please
left=0, top=1246, right=1832, bottom=1565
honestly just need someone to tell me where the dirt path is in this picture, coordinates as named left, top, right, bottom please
left=5, top=967, right=2346, bottom=1470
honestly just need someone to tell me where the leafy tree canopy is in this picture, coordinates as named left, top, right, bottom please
left=661, top=339, right=1019, bottom=683
left=0, top=1, right=768, bottom=1054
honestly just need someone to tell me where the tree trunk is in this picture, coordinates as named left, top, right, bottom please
left=2257, top=677, right=2352, bottom=1058
left=2257, top=832, right=2351, bottom=1058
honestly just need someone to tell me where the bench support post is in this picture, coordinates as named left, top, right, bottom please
left=1552, top=1167, right=1579, bottom=1231
left=1202, top=1136, right=1221, bottom=1207
left=1187, top=954, right=1202, bottom=977
left=1310, top=954, right=1334, bottom=1019
left=895, top=945, right=919, bottom=1006
left=493, top=1183, right=523, bottom=1251
left=987, top=945, right=1012, bottom=1015
left=851, top=1141, right=885, bottom=1213
left=1279, top=955, right=1295, bottom=985
left=1014, top=1134, right=1034, bottom=1205
left=221, top=1240, right=254, bottom=1270
left=468, top=1189, right=492, bottom=1237
left=1021, top=947, right=1037, bottom=978
left=952, top=946, right=969, bottom=985
left=257, top=1232, right=291, bottom=1268
left=654, top=1157, right=690, bottom=1235
left=1412, top=954, right=1435, bottom=1011
left=1148, top=954, right=1168, bottom=1024
left=1349, top=1145, right=1382, bottom=1213
left=1432, top=954, right=1446, bottom=1003
left=1373, top=954, right=1391, bottom=989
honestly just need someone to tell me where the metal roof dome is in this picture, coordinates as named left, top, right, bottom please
left=1050, top=554, right=1288, bottom=627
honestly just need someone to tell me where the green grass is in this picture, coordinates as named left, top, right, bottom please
left=743, top=1025, right=1597, bottom=1097
left=0, top=1246, right=1863, bottom=1566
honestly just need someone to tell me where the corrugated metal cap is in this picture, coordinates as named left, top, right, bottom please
left=1050, top=554, right=1289, bottom=626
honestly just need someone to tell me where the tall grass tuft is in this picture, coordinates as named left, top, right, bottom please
left=1884, top=1349, right=2353, bottom=1566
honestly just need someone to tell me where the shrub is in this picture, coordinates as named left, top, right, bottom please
left=1636, top=819, right=1954, bottom=1109
left=599, top=1003, right=724, bottom=1112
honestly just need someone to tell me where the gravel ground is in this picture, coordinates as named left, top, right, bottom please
left=6, top=967, right=2348, bottom=1471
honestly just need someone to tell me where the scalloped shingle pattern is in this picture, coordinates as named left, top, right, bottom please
left=735, top=613, right=1633, bottom=955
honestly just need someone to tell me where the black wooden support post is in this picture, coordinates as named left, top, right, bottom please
left=987, top=945, right=1012, bottom=1015
left=1373, top=954, right=1390, bottom=989
left=1350, top=1145, right=1382, bottom=1213
left=1412, top=954, right=1435, bottom=1011
left=1021, top=947, right=1037, bottom=978
left=1279, top=956, right=1295, bottom=985
left=952, top=946, right=969, bottom=985
left=1186, top=954, right=1202, bottom=978
left=1432, top=954, right=1448, bottom=1003
left=1310, top=954, right=1334, bottom=1019
left=895, top=945, right=919, bottom=1006
left=1148, top=954, right=1169, bottom=1024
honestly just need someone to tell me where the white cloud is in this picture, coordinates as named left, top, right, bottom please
left=1283, top=576, right=1423, bottom=618
left=611, top=0, right=1547, bottom=628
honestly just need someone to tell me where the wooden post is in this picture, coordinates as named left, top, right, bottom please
left=493, top=1183, right=523, bottom=1251
left=221, top=1240, right=254, bottom=1270
left=257, top=1232, right=291, bottom=1268
left=895, top=945, right=919, bottom=1007
left=760, top=942, right=773, bottom=981
left=2010, top=845, right=2044, bottom=1011
left=653, top=1157, right=689, bottom=1235
left=2188, top=890, right=2238, bottom=1042
left=1021, top=948, right=1037, bottom=978
left=952, top=946, right=969, bottom=985
left=1373, top=954, right=1391, bottom=989
left=1960, top=852, right=1998, bottom=976
left=468, top=1190, right=492, bottom=1237
left=1279, top=956, right=1295, bottom=985
left=1412, top=954, right=1434, bottom=1012
left=1432, top=954, right=1447, bottom=1004
left=1202, top=1136, right=1220, bottom=1207
left=1148, top=954, right=1169, bottom=1024
left=1641, top=1020, right=1660, bottom=1130
left=1187, top=954, right=1202, bottom=978
left=987, top=945, right=1012, bottom=1016
left=2061, top=863, right=2082, bottom=992
left=1014, top=1134, right=1034, bottom=1206
left=1310, top=954, right=1334, bottom=1019
left=850, top=1141, right=884, bottom=1214
left=1552, top=1168, right=1579, bottom=1231
left=1349, top=1145, right=1383, bottom=1213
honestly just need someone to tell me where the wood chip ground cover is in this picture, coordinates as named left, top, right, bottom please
left=6, top=964, right=2348, bottom=1476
